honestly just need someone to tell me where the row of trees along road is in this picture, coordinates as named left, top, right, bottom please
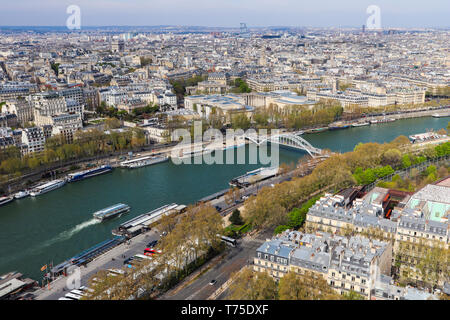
left=243, top=135, right=450, bottom=232
left=0, top=125, right=147, bottom=183
left=227, top=268, right=362, bottom=300
left=84, top=204, right=224, bottom=300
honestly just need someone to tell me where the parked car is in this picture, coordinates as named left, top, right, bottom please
left=147, top=240, right=158, bottom=248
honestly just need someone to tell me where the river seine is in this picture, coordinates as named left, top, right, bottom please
left=0, top=116, right=448, bottom=281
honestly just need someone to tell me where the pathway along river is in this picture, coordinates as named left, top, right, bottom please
left=0, top=116, right=448, bottom=281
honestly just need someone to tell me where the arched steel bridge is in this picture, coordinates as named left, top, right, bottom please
left=244, top=131, right=322, bottom=157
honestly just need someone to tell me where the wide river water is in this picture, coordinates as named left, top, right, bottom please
left=0, top=116, right=448, bottom=281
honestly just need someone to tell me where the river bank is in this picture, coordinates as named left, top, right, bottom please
left=2, top=106, right=449, bottom=194
left=0, top=116, right=449, bottom=282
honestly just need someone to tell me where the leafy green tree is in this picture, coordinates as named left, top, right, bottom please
left=274, top=225, right=290, bottom=235
left=425, top=165, right=437, bottom=177
left=402, top=154, right=412, bottom=168
left=229, top=209, right=244, bottom=226
left=287, top=208, right=305, bottom=229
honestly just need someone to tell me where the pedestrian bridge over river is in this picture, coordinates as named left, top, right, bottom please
left=244, top=131, right=323, bottom=157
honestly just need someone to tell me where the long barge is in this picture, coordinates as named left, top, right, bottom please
left=0, top=196, right=14, bottom=207
left=93, top=203, right=131, bottom=221
left=120, top=155, right=168, bottom=169
left=229, top=166, right=279, bottom=188
left=112, top=203, right=186, bottom=237
left=67, top=165, right=113, bottom=182
left=29, top=179, right=66, bottom=197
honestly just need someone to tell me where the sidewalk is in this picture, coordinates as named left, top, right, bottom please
left=34, top=230, right=158, bottom=300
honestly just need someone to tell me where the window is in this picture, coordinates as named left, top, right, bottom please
left=361, top=288, right=365, bottom=294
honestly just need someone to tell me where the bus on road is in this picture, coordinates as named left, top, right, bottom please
left=219, top=235, right=237, bottom=247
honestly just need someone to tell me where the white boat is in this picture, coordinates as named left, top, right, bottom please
left=351, top=122, right=370, bottom=127
left=29, top=179, right=66, bottom=197
left=14, top=190, right=30, bottom=199
left=120, top=155, right=168, bottom=169
left=378, top=117, right=396, bottom=123
left=432, top=113, right=449, bottom=118
left=0, top=196, right=14, bottom=207
left=369, top=119, right=378, bottom=124
left=93, top=203, right=130, bottom=221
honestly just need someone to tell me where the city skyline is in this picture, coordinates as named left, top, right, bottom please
left=1, top=0, right=449, bottom=28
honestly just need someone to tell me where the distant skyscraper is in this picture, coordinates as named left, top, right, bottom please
left=362, top=25, right=366, bottom=33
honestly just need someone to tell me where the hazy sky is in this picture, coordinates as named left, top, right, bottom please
left=1, top=0, right=449, bottom=28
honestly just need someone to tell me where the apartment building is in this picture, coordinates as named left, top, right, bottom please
left=30, top=92, right=68, bottom=126
left=58, top=87, right=85, bottom=106
left=0, top=113, right=18, bottom=128
left=253, top=231, right=392, bottom=299
left=0, top=83, right=38, bottom=101
left=21, top=127, right=45, bottom=155
left=305, top=181, right=450, bottom=288
left=51, top=113, right=82, bottom=141
left=2, top=99, right=33, bottom=126
left=253, top=239, right=293, bottom=279
left=327, top=236, right=392, bottom=298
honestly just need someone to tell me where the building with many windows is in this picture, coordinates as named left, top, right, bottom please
left=21, top=127, right=45, bottom=155
left=253, top=230, right=392, bottom=299
left=2, top=99, right=33, bottom=126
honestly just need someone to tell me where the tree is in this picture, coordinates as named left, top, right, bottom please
left=278, top=271, right=342, bottom=300
left=158, top=213, right=178, bottom=235
left=278, top=272, right=304, bottom=300
left=381, top=148, right=402, bottom=168
left=50, top=62, right=60, bottom=76
left=416, top=243, right=449, bottom=288
left=229, top=209, right=244, bottom=225
left=287, top=208, right=305, bottom=230
left=228, top=268, right=278, bottom=300
left=104, top=117, right=122, bottom=130
left=343, top=290, right=365, bottom=300
left=274, top=225, right=290, bottom=235
left=231, top=113, right=251, bottom=130
left=402, top=154, right=412, bottom=169
left=244, top=187, right=288, bottom=230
